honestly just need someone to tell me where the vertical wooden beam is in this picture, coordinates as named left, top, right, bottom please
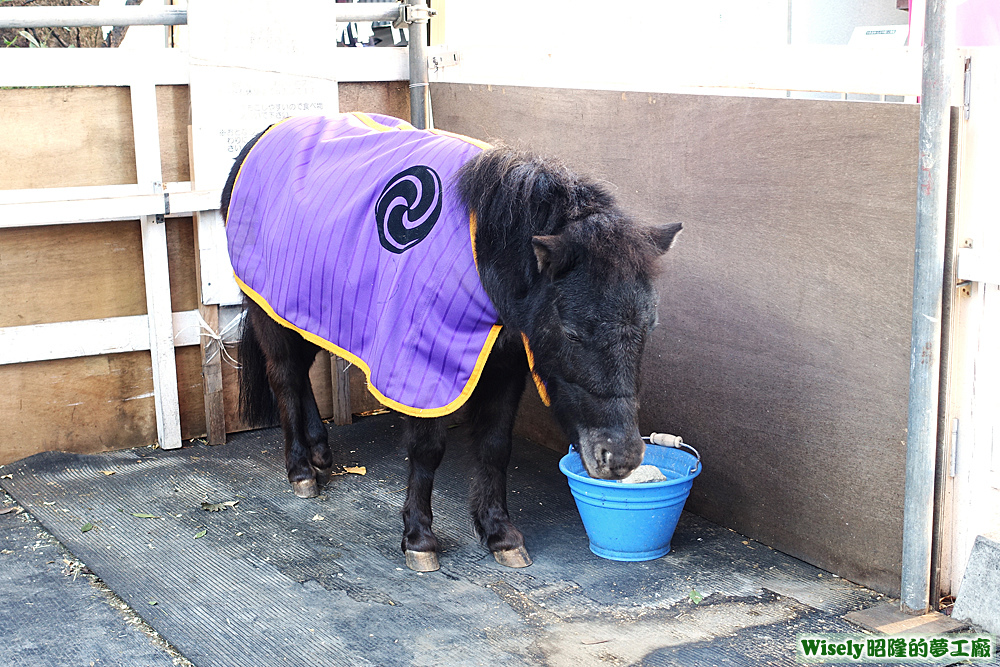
left=130, top=81, right=182, bottom=450
left=188, top=126, right=227, bottom=445
left=330, top=355, right=352, bottom=426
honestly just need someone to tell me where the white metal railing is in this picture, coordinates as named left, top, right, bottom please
left=0, top=4, right=402, bottom=28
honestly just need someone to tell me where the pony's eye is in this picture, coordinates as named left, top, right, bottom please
left=564, top=329, right=583, bottom=343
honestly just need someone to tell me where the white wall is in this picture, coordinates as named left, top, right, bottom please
left=442, top=0, right=789, bottom=51
left=442, top=0, right=909, bottom=51
left=790, top=0, right=908, bottom=45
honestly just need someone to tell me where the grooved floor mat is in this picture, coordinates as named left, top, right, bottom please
left=2, top=414, right=890, bottom=666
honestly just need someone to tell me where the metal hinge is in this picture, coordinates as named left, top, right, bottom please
left=963, top=57, right=972, bottom=120
left=950, top=418, right=959, bottom=477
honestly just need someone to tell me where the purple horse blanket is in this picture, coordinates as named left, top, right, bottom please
left=226, top=113, right=502, bottom=417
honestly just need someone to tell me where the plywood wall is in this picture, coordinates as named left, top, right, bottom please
left=0, top=81, right=407, bottom=466
left=431, top=82, right=919, bottom=596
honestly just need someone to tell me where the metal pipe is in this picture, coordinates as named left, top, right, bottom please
left=0, top=4, right=403, bottom=29
left=407, top=0, right=431, bottom=129
left=0, top=6, right=187, bottom=28
left=901, top=0, right=953, bottom=615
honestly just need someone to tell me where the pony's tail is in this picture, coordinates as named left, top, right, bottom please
left=238, top=301, right=279, bottom=427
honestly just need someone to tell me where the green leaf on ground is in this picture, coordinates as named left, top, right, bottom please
left=689, top=589, right=704, bottom=604
left=201, top=500, right=238, bottom=512
left=81, top=522, right=93, bottom=532
left=194, top=529, right=207, bottom=539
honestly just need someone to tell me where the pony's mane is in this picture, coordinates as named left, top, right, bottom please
left=456, top=145, right=661, bottom=282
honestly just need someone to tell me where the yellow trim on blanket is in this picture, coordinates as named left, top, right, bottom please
left=521, top=333, right=552, bottom=407
left=350, top=111, right=416, bottom=132
left=351, top=110, right=494, bottom=151
left=428, top=127, right=493, bottom=151
left=235, top=275, right=503, bottom=418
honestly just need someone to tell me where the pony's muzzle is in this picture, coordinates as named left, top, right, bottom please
left=578, top=428, right=645, bottom=480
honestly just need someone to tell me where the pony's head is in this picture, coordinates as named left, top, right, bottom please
left=459, top=148, right=682, bottom=480
left=527, top=216, right=681, bottom=479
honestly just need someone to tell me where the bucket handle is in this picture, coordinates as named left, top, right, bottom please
left=568, top=434, right=701, bottom=475
left=644, top=433, right=701, bottom=475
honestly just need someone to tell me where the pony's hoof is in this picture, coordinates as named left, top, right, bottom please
left=313, top=466, right=333, bottom=485
left=405, top=550, right=440, bottom=572
left=291, top=479, right=319, bottom=498
left=493, top=546, right=532, bottom=568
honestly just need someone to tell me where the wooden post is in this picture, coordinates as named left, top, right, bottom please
left=330, top=355, right=352, bottom=426
left=131, top=81, right=182, bottom=450
left=188, top=126, right=227, bottom=445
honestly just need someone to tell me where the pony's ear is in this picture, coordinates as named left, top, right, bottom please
left=649, top=222, right=683, bottom=254
left=531, top=234, right=575, bottom=279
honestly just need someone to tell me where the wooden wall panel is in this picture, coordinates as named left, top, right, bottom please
left=0, top=352, right=157, bottom=465
left=339, top=81, right=409, bottom=121
left=157, top=85, right=192, bottom=184
left=431, top=83, right=919, bottom=596
left=0, top=217, right=198, bottom=328
left=0, top=85, right=189, bottom=190
left=0, top=220, right=146, bottom=327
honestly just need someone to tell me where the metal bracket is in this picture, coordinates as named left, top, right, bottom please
left=393, top=2, right=435, bottom=29
left=957, top=247, right=1000, bottom=287
left=429, top=50, right=460, bottom=72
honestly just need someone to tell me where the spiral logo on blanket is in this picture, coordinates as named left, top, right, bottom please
left=375, top=165, right=443, bottom=253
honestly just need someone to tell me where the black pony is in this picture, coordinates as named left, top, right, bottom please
left=223, top=126, right=681, bottom=572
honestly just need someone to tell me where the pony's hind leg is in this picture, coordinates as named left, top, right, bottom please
left=247, top=303, right=322, bottom=498
left=401, top=416, right=447, bottom=572
left=466, top=331, right=530, bottom=567
left=301, top=378, right=335, bottom=483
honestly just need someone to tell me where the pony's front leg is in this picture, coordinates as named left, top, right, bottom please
left=401, top=416, right=447, bottom=572
left=467, top=332, right=530, bottom=567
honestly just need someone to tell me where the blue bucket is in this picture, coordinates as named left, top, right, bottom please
left=559, top=438, right=702, bottom=561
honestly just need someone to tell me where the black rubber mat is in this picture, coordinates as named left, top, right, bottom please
left=1, top=492, right=179, bottom=667
left=1, top=414, right=889, bottom=666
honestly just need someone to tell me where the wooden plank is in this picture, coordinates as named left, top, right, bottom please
left=0, top=183, right=141, bottom=205
left=0, top=194, right=165, bottom=227
left=0, top=311, right=200, bottom=365
left=431, top=83, right=920, bottom=596
left=0, top=217, right=197, bottom=328
left=0, top=85, right=190, bottom=190
left=157, top=84, right=191, bottom=184
left=0, top=188, right=220, bottom=228
left=844, top=603, right=966, bottom=634
left=0, top=220, right=146, bottom=327
left=0, top=48, right=189, bottom=87
left=132, top=81, right=181, bottom=451
left=0, top=86, right=136, bottom=190
left=348, top=364, right=385, bottom=416
left=0, top=352, right=157, bottom=466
